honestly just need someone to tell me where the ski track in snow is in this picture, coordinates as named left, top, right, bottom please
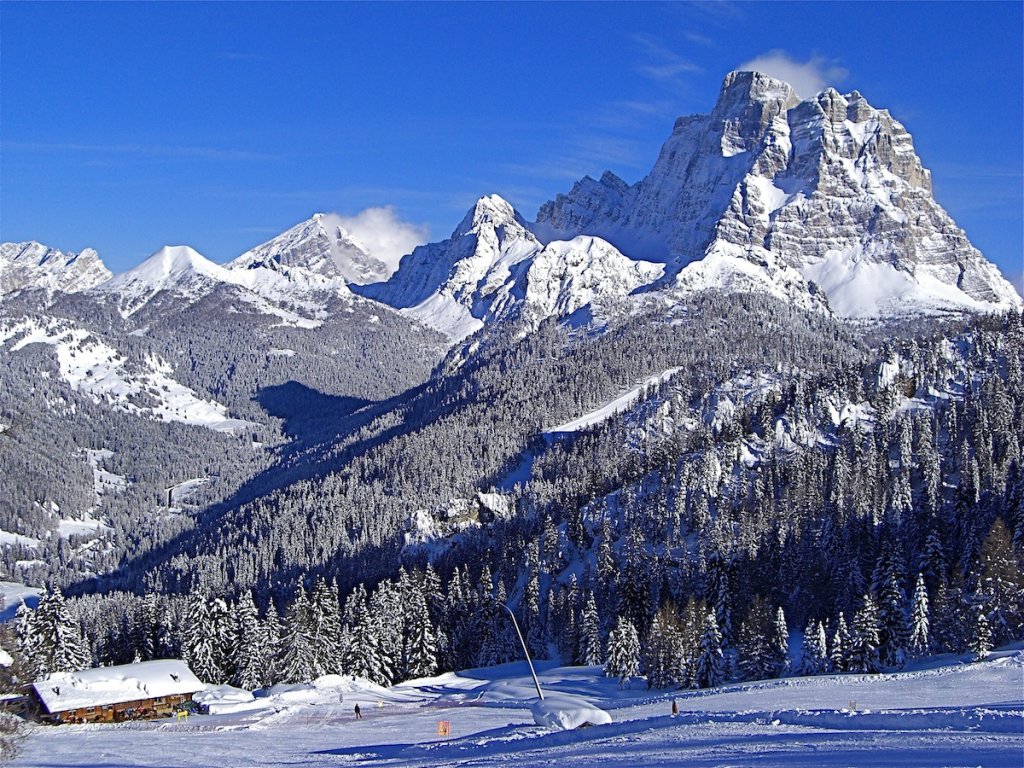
left=546, top=368, right=682, bottom=434
left=14, top=652, right=1023, bottom=767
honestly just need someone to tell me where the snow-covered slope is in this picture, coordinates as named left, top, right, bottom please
left=96, top=243, right=353, bottom=327
left=358, top=195, right=540, bottom=339
left=229, top=213, right=391, bottom=285
left=0, top=241, right=112, bottom=297
left=13, top=653, right=1024, bottom=768
left=359, top=196, right=663, bottom=340
left=537, top=70, right=1022, bottom=319
left=97, top=245, right=233, bottom=316
left=522, top=236, right=663, bottom=328
left=0, top=317, right=251, bottom=432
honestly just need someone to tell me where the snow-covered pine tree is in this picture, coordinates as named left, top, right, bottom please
left=208, top=598, right=234, bottom=683
left=678, top=597, right=704, bottom=687
left=181, top=594, right=223, bottom=684
left=139, top=592, right=159, bottom=661
left=976, top=518, right=1024, bottom=646
left=968, top=606, right=992, bottom=662
left=404, top=587, right=437, bottom=680
left=309, top=577, right=342, bottom=677
left=694, top=610, right=725, bottom=689
left=642, top=603, right=684, bottom=689
left=263, top=600, right=283, bottom=684
left=344, top=593, right=394, bottom=687
left=556, top=574, right=580, bottom=663
left=619, top=526, right=652, bottom=635
left=578, top=592, right=603, bottom=666
left=596, top=517, right=617, bottom=621
left=14, top=601, right=43, bottom=679
left=849, top=594, right=882, bottom=673
left=932, top=577, right=969, bottom=654
left=368, top=579, right=402, bottom=682
left=35, top=591, right=91, bottom=674
left=800, top=620, right=829, bottom=676
left=477, top=581, right=517, bottom=668
left=737, top=595, right=773, bottom=681
left=232, top=591, right=266, bottom=690
left=604, top=616, right=640, bottom=687
left=278, top=588, right=315, bottom=683
left=908, top=573, right=930, bottom=657
left=770, top=606, right=790, bottom=677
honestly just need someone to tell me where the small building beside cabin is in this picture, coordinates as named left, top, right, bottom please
left=30, top=659, right=204, bottom=724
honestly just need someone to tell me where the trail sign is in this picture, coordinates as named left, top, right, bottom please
left=437, top=720, right=451, bottom=737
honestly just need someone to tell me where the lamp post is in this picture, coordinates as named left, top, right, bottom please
left=498, top=602, right=544, bottom=701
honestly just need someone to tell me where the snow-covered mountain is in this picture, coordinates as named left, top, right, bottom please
left=536, top=70, right=1022, bottom=319
left=0, top=241, right=112, bottom=297
left=358, top=195, right=541, bottom=339
left=358, top=195, right=663, bottom=340
left=95, top=243, right=358, bottom=327
left=96, top=245, right=237, bottom=317
left=230, top=213, right=391, bottom=285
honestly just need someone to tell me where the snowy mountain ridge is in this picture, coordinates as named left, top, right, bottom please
left=229, top=212, right=391, bottom=285
left=358, top=195, right=664, bottom=340
left=536, top=70, right=1021, bottom=319
left=93, top=243, right=358, bottom=327
left=0, top=241, right=112, bottom=298
left=2, top=70, right=1019, bottom=339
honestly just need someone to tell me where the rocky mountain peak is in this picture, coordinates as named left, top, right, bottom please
left=230, top=213, right=390, bottom=286
left=453, top=194, right=527, bottom=239
left=717, top=70, right=801, bottom=112
left=535, top=72, right=1021, bottom=319
left=0, top=241, right=112, bottom=298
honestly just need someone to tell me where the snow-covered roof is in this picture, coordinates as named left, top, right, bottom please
left=32, top=659, right=204, bottom=713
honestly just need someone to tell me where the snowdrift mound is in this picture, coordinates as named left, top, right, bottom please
left=531, top=693, right=612, bottom=730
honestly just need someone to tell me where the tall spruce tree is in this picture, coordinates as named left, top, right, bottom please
left=604, top=616, right=640, bottom=687
left=181, top=594, right=223, bottom=684
left=643, top=603, right=684, bottom=689
left=694, top=610, right=725, bottom=689
left=233, top=591, right=266, bottom=690
left=800, top=620, right=829, bottom=676
left=578, top=592, right=603, bottom=666
left=849, top=594, right=882, bottom=674
left=908, top=573, right=930, bottom=657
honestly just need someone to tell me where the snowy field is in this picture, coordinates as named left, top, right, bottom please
left=14, top=650, right=1023, bottom=768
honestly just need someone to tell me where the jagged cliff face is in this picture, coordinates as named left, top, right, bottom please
left=537, top=71, right=1021, bottom=317
left=0, top=242, right=112, bottom=298
left=231, top=213, right=391, bottom=286
left=357, top=195, right=663, bottom=340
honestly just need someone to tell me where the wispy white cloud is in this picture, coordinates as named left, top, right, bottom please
left=686, top=0, right=745, bottom=23
left=736, top=50, right=847, bottom=99
left=219, top=52, right=264, bottom=62
left=2, top=141, right=277, bottom=162
left=335, top=207, right=428, bottom=273
left=683, top=31, right=714, bottom=47
left=633, top=34, right=702, bottom=82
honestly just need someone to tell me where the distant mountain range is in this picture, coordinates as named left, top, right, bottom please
left=0, top=70, right=1021, bottom=594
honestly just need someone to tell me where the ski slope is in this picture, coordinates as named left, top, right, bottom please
left=14, top=650, right=1023, bottom=767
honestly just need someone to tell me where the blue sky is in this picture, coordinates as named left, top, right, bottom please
left=1, top=1, right=1021, bottom=290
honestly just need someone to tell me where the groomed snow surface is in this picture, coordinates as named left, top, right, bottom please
left=15, top=650, right=1024, bottom=767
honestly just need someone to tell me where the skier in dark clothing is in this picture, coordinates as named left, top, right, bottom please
left=354, top=703, right=362, bottom=720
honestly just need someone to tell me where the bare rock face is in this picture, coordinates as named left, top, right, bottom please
left=231, top=213, right=390, bottom=286
left=537, top=71, right=1021, bottom=318
left=357, top=195, right=662, bottom=340
left=0, top=241, right=112, bottom=298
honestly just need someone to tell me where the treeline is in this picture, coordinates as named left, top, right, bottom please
left=15, top=508, right=1020, bottom=692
